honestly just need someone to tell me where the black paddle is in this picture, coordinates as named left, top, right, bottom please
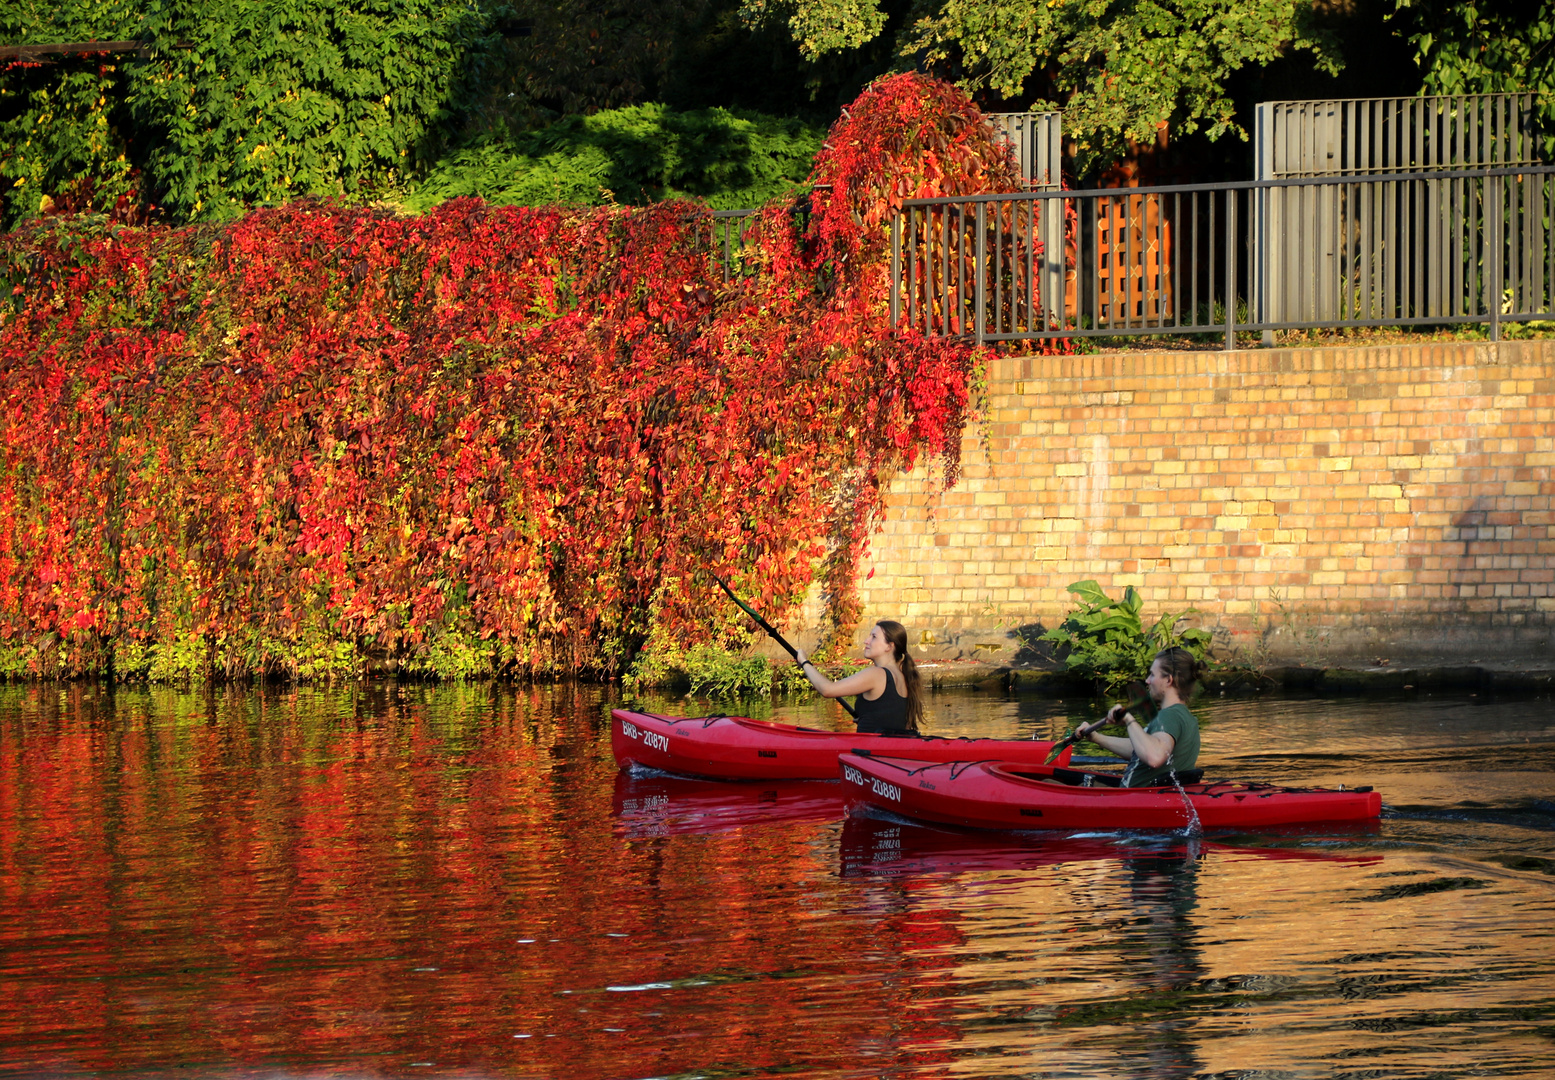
left=712, top=573, right=858, bottom=718
left=1044, top=680, right=1153, bottom=764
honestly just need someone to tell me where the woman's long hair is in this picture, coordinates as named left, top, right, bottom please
left=876, top=620, right=923, bottom=732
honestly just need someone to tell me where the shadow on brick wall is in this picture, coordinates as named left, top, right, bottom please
left=1011, top=622, right=1059, bottom=666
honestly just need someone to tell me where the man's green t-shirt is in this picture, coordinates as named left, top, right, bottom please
left=1124, top=702, right=1200, bottom=788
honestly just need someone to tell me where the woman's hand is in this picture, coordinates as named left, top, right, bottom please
left=794, top=648, right=808, bottom=667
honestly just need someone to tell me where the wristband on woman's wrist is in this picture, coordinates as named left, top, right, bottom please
left=800, top=659, right=814, bottom=669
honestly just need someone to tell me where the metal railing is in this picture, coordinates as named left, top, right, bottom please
left=985, top=112, right=1064, bottom=189
left=889, top=165, right=1555, bottom=348
left=712, top=208, right=759, bottom=281
left=1256, top=94, right=1545, bottom=179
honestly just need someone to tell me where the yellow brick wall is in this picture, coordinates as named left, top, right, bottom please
left=857, top=339, right=1555, bottom=663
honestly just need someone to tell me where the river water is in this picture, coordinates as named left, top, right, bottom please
left=1, top=681, right=1551, bottom=1079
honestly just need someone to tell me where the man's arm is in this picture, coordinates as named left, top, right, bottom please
left=1080, top=709, right=1175, bottom=766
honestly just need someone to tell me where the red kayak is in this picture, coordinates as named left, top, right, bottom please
left=610, top=709, right=1073, bottom=781
left=839, top=753, right=1383, bottom=831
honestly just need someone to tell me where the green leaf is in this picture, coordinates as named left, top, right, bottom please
left=1066, top=578, right=1112, bottom=608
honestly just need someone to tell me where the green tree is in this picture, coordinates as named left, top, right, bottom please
left=129, top=0, right=499, bottom=221
left=2, top=0, right=857, bottom=227
left=0, top=0, right=145, bottom=221
left=743, top=0, right=1347, bottom=171
left=2, top=0, right=505, bottom=226
left=1393, top=0, right=1555, bottom=140
left=461, top=0, right=711, bottom=131
left=407, top=102, right=823, bottom=211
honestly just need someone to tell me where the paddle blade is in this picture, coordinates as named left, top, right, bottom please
left=1044, top=732, right=1078, bottom=765
left=1124, top=680, right=1154, bottom=719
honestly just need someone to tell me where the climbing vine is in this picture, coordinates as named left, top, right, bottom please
left=0, top=72, right=1070, bottom=680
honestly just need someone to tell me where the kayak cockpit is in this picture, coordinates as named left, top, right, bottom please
left=730, top=717, right=837, bottom=736
left=989, top=765, right=1207, bottom=789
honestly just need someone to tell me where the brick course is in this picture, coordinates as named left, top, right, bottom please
left=857, top=340, right=1555, bottom=663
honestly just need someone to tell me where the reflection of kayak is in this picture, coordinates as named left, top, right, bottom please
left=610, top=709, right=1072, bottom=781
left=612, top=770, right=845, bottom=838
left=839, top=813, right=1382, bottom=876
left=841, top=814, right=1134, bottom=876
left=839, top=753, right=1383, bottom=831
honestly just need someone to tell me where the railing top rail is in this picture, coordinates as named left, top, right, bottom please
left=898, top=163, right=1555, bottom=207
left=712, top=208, right=758, bottom=218
left=1257, top=91, right=1542, bottom=107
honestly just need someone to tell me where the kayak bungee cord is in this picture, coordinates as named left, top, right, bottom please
left=948, top=759, right=1004, bottom=781
left=849, top=755, right=1006, bottom=782
left=849, top=754, right=974, bottom=779
left=634, top=712, right=734, bottom=728
left=712, top=573, right=858, bottom=718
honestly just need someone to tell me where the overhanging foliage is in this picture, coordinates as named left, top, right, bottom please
left=0, top=73, right=1068, bottom=682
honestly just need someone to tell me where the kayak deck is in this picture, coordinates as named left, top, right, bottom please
left=610, top=709, right=1072, bottom=780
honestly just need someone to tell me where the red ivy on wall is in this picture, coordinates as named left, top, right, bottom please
left=0, top=73, right=1072, bottom=679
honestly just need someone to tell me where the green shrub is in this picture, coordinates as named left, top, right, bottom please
left=406, top=103, right=823, bottom=211
left=1040, top=580, right=1212, bottom=694
left=625, top=642, right=774, bottom=698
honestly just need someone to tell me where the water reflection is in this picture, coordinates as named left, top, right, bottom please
left=0, top=682, right=1551, bottom=1079
left=612, top=770, right=846, bottom=837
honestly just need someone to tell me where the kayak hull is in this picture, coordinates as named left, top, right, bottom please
left=610, top=709, right=1072, bottom=781
left=838, top=753, right=1383, bottom=831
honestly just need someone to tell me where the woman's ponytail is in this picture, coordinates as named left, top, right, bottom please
left=876, top=620, right=923, bottom=732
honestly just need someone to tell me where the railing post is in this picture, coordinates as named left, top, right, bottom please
left=1226, top=188, right=1238, bottom=352
left=890, top=214, right=901, bottom=330
left=1489, top=172, right=1502, bottom=342
left=975, top=202, right=987, bottom=344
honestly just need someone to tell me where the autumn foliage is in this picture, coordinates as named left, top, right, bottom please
left=0, top=74, right=1063, bottom=681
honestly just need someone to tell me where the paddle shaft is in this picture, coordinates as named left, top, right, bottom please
left=713, top=575, right=858, bottom=718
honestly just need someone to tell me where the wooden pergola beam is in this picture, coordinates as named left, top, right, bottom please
left=0, top=41, right=149, bottom=61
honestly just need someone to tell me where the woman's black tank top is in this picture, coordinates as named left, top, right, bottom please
left=853, top=667, right=910, bottom=733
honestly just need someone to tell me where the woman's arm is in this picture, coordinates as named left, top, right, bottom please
left=794, top=649, right=886, bottom=700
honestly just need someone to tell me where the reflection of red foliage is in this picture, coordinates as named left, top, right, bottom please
left=0, top=73, right=1067, bottom=677
left=0, top=685, right=962, bottom=1075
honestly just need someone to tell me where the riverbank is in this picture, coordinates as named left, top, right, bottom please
left=922, top=658, right=1555, bottom=695
left=6, top=655, right=1554, bottom=696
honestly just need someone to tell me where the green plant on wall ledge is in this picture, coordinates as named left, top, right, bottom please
left=624, top=643, right=774, bottom=698
left=624, top=641, right=870, bottom=700
left=1040, top=580, right=1212, bottom=695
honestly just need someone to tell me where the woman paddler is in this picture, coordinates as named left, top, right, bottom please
left=794, top=620, right=923, bottom=734
left=1076, top=646, right=1203, bottom=787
